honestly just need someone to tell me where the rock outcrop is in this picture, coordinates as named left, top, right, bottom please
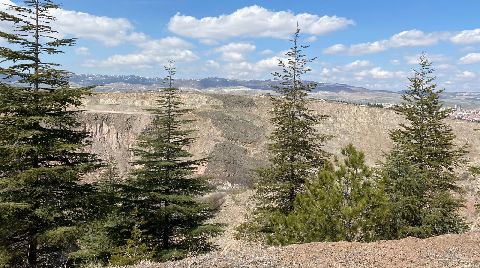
left=79, top=91, right=480, bottom=187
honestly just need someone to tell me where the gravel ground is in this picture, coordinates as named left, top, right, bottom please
left=124, top=232, right=480, bottom=268
left=119, top=190, right=480, bottom=268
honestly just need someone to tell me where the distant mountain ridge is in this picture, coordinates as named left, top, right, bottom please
left=69, top=74, right=480, bottom=109
left=69, top=74, right=370, bottom=93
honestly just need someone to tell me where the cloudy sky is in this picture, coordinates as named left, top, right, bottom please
left=3, top=0, right=480, bottom=92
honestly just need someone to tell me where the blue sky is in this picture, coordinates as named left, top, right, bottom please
left=4, top=0, right=480, bottom=91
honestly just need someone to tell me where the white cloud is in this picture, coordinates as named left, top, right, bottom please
left=214, top=42, right=256, bottom=62
left=459, top=53, right=480, bottom=64
left=306, top=36, right=318, bottom=42
left=389, top=30, right=447, bottom=47
left=212, top=55, right=286, bottom=79
left=205, top=60, right=220, bottom=68
left=324, top=30, right=450, bottom=55
left=0, top=1, right=204, bottom=70
left=0, top=0, right=147, bottom=47
left=199, top=39, right=219, bottom=46
left=404, top=53, right=447, bottom=65
left=390, top=59, right=401, bottom=65
left=355, top=67, right=403, bottom=79
left=75, top=47, right=90, bottom=56
left=451, top=29, right=480, bottom=44
left=51, top=9, right=146, bottom=47
left=350, top=41, right=387, bottom=54
left=0, top=0, right=14, bottom=33
left=457, top=71, right=476, bottom=79
left=168, top=5, right=354, bottom=40
left=261, top=49, right=274, bottom=55
left=137, top=37, right=193, bottom=51
left=315, top=63, right=409, bottom=91
left=323, top=44, right=347, bottom=54
left=344, top=60, right=370, bottom=70
left=85, top=37, right=198, bottom=68
left=436, top=64, right=453, bottom=70
left=256, top=56, right=283, bottom=71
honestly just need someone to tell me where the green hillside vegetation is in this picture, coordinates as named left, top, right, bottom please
left=266, top=144, right=390, bottom=245
left=238, top=38, right=469, bottom=244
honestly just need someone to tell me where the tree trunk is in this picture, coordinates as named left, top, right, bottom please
left=27, top=232, right=37, bottom=268
left=288, top=183, right=295, bottom=212
left=162, top=199, right=170, bottom=249
left=162, top=215, right=169, bottom=249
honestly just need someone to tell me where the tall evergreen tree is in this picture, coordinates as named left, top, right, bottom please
left=255, top=26, right=329, bottom=215
left=383, top=54, right=467, bottom=238
left=0, top=0, right=99, bottom=266
left=120, top=61, right=221, bottom=262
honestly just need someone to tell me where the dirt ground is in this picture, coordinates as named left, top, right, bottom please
left=123, top=232, right=480, bottom=268
left=117, top=190, right=480, bottom=268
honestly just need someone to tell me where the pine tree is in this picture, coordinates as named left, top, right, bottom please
left=267, top=145, right=390, bottom=245
left=121, top=61, right=221, bottom=262
left=109, top=213, right=154, bottom=266
left=0, top=0, right=99, bottom=266
left=69, top=159, right=123, bottom=266
left=383, top=54, right=467, bottom=238
left=255, top=25, right=329, bottom=215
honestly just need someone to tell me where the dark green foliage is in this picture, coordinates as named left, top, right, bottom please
left=470, top=166, right=480, bottom=176
left=114, top=62, right=221, bottom=264
left=109, top=219, right=154, bottom=266
left=255, top=26, right=329, bottom=215
left=0, top=1, right=100, bottom=267
left=69, top=160, right=124, bottom=266
left=239, top=26, right=330, bottom=243
left=383, top=54, right=467, bottom=238
left=267, top=145, right=390, bottom=245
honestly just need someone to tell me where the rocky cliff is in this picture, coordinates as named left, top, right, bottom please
left=79, top=91, right=480, bottom=187
left=79, top=91, right=480, bottom=263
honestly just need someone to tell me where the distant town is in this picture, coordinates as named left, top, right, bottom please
left=69, top=74, right=480, bottom=123
left=451, top=107, right=480, bottom=122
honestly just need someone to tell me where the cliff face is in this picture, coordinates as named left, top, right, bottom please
left=79, top=92, right=271, bottom=186
left=79, top=91, right=480, bottom=187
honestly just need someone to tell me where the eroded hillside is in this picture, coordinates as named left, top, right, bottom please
left=78, top=91, right=480, bottom=267
left=80, top=91, right=480, bottom=186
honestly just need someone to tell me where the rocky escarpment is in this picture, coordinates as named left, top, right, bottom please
left=79, top=92, right=272, bottom=186
left=79, top=91, right=480, bottom=225
left=79, top=91, right=480, bottom=185
left=78, top=91, right=480, bottom=267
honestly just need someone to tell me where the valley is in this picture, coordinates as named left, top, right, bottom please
left=78, top=90, right=480, bottom=267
